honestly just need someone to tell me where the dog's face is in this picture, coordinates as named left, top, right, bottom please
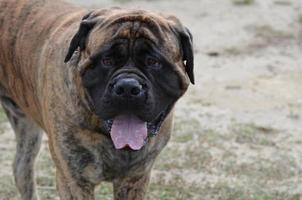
left=65, top=9, right=194, bottom=150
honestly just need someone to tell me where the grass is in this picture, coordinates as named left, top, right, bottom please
left=224, top=47, right=242, bottom=56
left=0, top=103, right=302, bottom=199
left=0, top=106, right=7, bottom=123
left=96, top=183, right=113, bottom=200
left=253, top=25, right=294, bottom=43
left=223, top=24, right=295, bottom=56
left=273, top=1, right=292, bottom=6
left=0, top=116, right=301, bottom=199
left=147, top=185, right=195, bottom=200
left=232, top=0, right=254, bottom=5
left=0, top=175, right=17, bottom=200
left=298, top=14, right=302, bottom=24
left=232, top=123, right=277, bottom=146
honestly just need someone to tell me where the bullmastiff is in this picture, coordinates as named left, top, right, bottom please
left=0, top=0, right=194, bottom=199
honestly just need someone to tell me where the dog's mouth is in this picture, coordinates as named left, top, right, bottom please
left=103, top=110, right=167, bottom=151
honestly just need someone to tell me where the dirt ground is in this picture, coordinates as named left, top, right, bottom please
left=1, top=0, right=302, bottom=199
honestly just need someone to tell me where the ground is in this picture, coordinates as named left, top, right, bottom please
left=0, top=0, right=302, bottom=199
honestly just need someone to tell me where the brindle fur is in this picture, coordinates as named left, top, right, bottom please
left=0, top=0, right=192, bottom=199
left=1, top=96, right=42, bottom=200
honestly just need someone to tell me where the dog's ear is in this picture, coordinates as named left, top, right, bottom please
left=179, top=27, right=194, bottom=84
left=64, top=12, right=97, bottom=63
left=168, top=17, right=195, bottom=84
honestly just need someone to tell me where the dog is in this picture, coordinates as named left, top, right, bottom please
left=0, top=0, right=194, bottom=199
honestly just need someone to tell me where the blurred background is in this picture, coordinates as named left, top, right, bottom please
left=1, top=0, right=302, bottom=199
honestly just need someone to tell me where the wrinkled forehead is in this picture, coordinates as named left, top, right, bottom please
left=86, top=9, right=181, bottom=61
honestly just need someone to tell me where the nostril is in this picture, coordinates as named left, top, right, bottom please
left=115, top=86, right=124, bottom=95
left=131, top=86, right=141, bottom=96
left=112, top=78, right=144, bottom=97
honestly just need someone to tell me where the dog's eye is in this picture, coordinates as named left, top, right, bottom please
left=146, top=57, right=161, bottom=69
left=102, top=57, right=114, bottom=67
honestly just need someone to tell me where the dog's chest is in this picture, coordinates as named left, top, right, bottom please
left=64, top=140, right=157, bottom=184
left=101, top=148, right=157, bottom=180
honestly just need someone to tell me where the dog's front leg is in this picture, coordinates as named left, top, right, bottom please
left=113, top=172, right=151, bottom=200
left=47, top=132, right=97, bottom=200
left=56, top=169, right=95, bottom=200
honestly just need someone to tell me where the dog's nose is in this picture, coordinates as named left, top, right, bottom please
left=113, top=78, right=143, bottom=98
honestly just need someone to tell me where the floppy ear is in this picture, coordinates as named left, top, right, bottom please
left=64, top=12, right=97, bottom=63
left=168, top=16, right=195, bottom=84
left=179, top=27, right=194, bottom=84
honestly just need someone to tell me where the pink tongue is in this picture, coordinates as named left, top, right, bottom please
left=110, top=115, right=147, bottom=150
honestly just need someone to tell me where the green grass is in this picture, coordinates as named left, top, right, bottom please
left=232, top=0, right=254, bottom=5
left=0, top=102, right=301, bottom=199
left=96, top=183, right=113, bottom=200
left=224, top=47, right=242, bottom=55
left=0, top=175, right=18, bottom=200
left=273, top=1, right=292, bottom=6
left=0, top=106, right=7, bottom=123
left=253, top=25, right=294, bottom=43
left=0, top=117, right=301, bottom=200
left=298, top=15, right=302, bottom=24
left=232, top=123, right=277, bottom=146
left=147, top=185, right=195, bottom=200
